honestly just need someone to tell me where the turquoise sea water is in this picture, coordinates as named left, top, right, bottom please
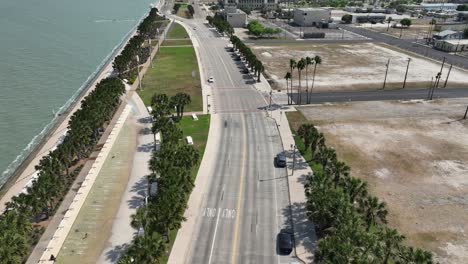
left=0, top=0, right=156, bottom=187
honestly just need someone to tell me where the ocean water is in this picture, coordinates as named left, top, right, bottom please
left=0, top=0, right=156, bottom=187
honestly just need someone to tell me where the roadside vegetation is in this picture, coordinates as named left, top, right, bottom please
left=206, top=14, right=234, bottom=36
left=246, top=21, right=282, bottom=38
left=113, top=8, right=167, bottom=82
left=118, top=93, right=209, bottom=264
left=173, top=4, right=195, bottom=18
left=138, top=32, right=202, bottom=111
left=229, top=35, right=265, bottom=82
left=0, top=78, right=125, bottom=262
left=166, top=23, right=190, bottom=39
left=287, top=118, right=434, bottom=263
left=285, top=55, right=322, bottom=105
left=0, top=8, right=167, bottom=262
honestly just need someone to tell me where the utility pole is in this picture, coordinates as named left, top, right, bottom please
left=429, top=72, right=442, bottom=100
left=402, top=58, right=411, bottom=89
left=427, top=76, right=434, bottom=100
left=136, top=55, right=142, bottom=91
left=464, top=106, right=468, bottom=119
left=443, top=64, right=452, bottom=88
left=269, top=90, right=272, bottom=116
left=383, top=58, right=390, bottom=90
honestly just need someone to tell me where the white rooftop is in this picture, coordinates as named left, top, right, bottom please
left=443, top=39, right=468, bottom=45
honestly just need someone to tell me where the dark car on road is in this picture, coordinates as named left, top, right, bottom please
left=277, top=231, right=293, bottom=255
left=275, top=152, right=286, bottom=168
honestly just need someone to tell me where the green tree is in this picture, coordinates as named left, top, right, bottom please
left=400, top=18, right=412, bottom=27
left=304, top=56, right=314, bottom=104
left=358, top=196, right=388, bottom=231
left=289, top=59, right=297, bottom=105
left=341, top=14, right=352, bottom=24
left=171, top=93, right=191, bottom=119
left=310, top=55, right=322, bottom=98
left=297, top=124, right=317, bottom=152
left=296, top=58, right=306, bottom=104
left=284, top=72, right=292, bottom=105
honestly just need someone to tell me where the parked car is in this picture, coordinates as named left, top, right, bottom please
left=242, top=68, right=249, bottom=74
left=208, top=76, right=214, bottom=83
left=277, top=231, right=293, bottom=255
left=275, top=152, right=286, bottom=168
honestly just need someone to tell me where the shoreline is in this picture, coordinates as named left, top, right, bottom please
left=0, top=5, right=156, bottom=210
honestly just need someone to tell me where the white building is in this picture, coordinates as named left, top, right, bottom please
left=434, top=39, right=468, bottom=52
left=224, top=5, right=247, bottom=28
left=421, top=3, right=459, bottom=11
left=293, top=8, right=331, bottom=27
left=225, top=0, right=278, bottom=9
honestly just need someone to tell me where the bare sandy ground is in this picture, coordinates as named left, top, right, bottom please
left=298, top=98, right=468, bottom=263
left=251, top=43, right=468, bottom=92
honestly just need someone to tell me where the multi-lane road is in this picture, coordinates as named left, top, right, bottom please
left=169, top=8, right=298, bottom=264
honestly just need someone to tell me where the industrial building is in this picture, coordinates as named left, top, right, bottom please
left=421, top=3, right=459, bottom=11
left=293, top=8, right=331, bottom=27
left=223, top=5, right=247, bottom=28
left=224, top=0, right=278, bottom=9
left=434, top=39, right=468, bottom=52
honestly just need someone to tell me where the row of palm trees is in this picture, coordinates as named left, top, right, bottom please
left=285, top=56, right=321, bottom=105
left=297, top=124, right=434, bottom=263
left=0, top=77, right=126, bottom=262
left=230, top=36, right=264, bottom=82
left=118, top=92, right=198, bottom=263
left=206, top=14, right=234, bottom=37
left=114, top=7, right=165, bottom=80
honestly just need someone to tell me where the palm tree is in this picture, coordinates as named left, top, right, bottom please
left=310, top=55, right=322, bottom=97
left=359, top=196, right=388, bottom=231
left=342, top=177, right=368, bottom=204
left=326, top=160, right=350, bottom=188
left=296, top=58, right=306, bottom=105
left=380, top=227, right=405, bottom=264
left=120, top=231, right=166, bottom=264
left=284, top=72, right=292, bottom=105
left=171, top=93, right=191, bottom=119
left=305, top=56, right=314, bottom=104
left=289, top=59, right=296, bottom=104
left=397, top=246, right=433, bottom=264
left=297, top=124, right=316, bottom=153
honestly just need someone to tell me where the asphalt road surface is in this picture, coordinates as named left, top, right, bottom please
left=176, top=11, right=298, bottom=264
left=279, top=87, right=468, bottom=105
left=340, top=24, right=468, bottom=70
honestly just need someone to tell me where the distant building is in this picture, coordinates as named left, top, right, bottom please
left=434, top=22, right=468, bottom=31
left=434, top=39, right=468, bottom=52
left=293, top=8, right=331, bottom=27
left=224, top=0, right=278, bottom=9
left=224, top=6, right=247, bottom=28
left=433, top=29, right=464, bottom=40
left=421, top=3, right=459, bottom=11
left=350, top=13, right=386, bottom=23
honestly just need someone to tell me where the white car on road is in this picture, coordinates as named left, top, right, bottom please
left=208, top=76, right=214, bottom=83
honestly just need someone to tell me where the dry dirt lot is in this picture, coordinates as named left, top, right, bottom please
left=251, top=43, right=468, bottom=92
left=297, top=98, right=468, bottom=263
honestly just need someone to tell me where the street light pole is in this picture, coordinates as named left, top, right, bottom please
left=290, top=144, right=296, bottom=176
left=136, top=55, right=142, bottom=91
left=383, top=58, right=390, bottom=90
left=402, top=58, right=411, bottom=89
left=148, top=39, right=153, bottom=68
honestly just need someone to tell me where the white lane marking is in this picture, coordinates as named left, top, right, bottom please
left=208, top=207, right=221, bottom=264
left=202, top=207, right=236, bottom=219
